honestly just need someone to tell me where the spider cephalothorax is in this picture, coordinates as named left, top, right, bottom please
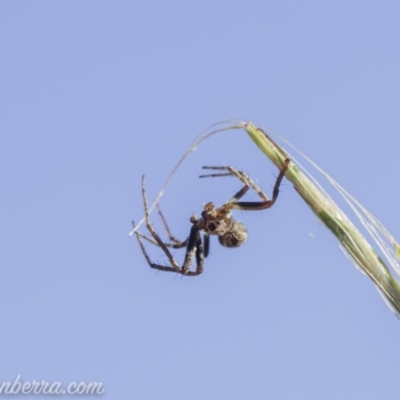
left=135, top=158, right=290, bottom=276
left=197, top=202, right=248, bottom=247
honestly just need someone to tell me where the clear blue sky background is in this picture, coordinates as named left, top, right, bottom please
left=2, top=2, right=400, bottom=399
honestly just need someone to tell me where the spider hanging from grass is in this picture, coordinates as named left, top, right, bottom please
left=134, top=158, right=290, bottom=276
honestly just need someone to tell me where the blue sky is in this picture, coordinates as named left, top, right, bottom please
left=2, top=1, right=400, bottom=399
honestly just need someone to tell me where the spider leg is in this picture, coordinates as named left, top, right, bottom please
left=135, top=232, right=204, bottom=276
left=133, top=203, right=188, bottom=249
left=136, top=178, right=205, bottom=276
left=135, top=231, right=188, bottom=249
left=135, top=233, right=183, bottom=273
left=140, top=176, right=181, bottom=273
left=230, top=185, right=250, bottom=203
left=203, top=233, right=210, bottom=258
left=156, top=204, right=188, bottom=247
left=135, top=224, right=204, bottom=276
left=200, top=166, right=269, bottom=202
left=182, top=225, right=204, bottom=276
left=232, top=158, right=290, bottom=211
left=193, top=234, right=205, bottom=275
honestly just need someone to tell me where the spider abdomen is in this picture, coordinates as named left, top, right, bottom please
left=218, top=220, right=247, bottom=247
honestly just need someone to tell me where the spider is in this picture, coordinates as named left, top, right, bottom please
left=134, top=158, right=290, bottom=276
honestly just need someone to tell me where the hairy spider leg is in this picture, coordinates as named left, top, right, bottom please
left=135, top=176, right=205, bottom=276
left=181, top=224, right=204, bottom=275
left=135, top=207, right=208, bottom=257
left=200, top=166, right=270, bottom=203
left=200, top=158, right=290, bottom=211
left=234, top=158, right=289, bottom=210
left=135, top=232, right=204, bottom=276
left=133, top=203, right=189, bottom=249
left=139, top=175, right=181, bottom=273
left=156, top=204, right=188, bottom=247
left=134, top=231, right=185, bottom=249
left=203, top=233, right=210, bottom=257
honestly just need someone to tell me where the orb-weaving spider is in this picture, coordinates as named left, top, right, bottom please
left=135, top=158, right=290, bottom=276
